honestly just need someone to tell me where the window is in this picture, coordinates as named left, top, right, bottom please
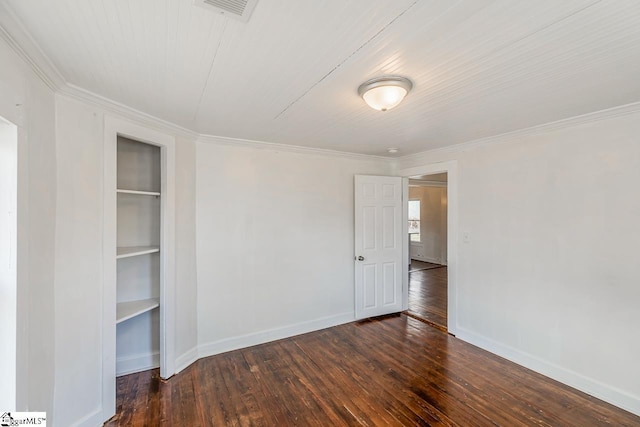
left=408, top=200, right=420, bottom=242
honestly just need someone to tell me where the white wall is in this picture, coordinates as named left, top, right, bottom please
left=53, top=96, right=107, bottom=425
left=0, top=36, right=57, bottom=418
left=409, top=185, right=447, bottom=264
left=174, top=137, right=198, bottom=366
left=397, top=109, right=640, bottom=415
left=195, top=142, right=390, bottom=355
left=52, top=96, right=199, bottom=426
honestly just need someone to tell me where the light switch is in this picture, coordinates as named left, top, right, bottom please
left=463, top=232, right=471, bottom=243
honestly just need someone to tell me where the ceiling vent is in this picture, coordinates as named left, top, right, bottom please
left=194, top=0, right=259, bottom=22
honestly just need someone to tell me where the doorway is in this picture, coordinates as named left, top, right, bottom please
left=0, top=116, right=17, bottom=409
left=406, top=173, right=448, bottom=331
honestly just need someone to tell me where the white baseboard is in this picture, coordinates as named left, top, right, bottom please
left=116, top=351, right=160, bottom=377
left=411, top=255, right=443, bottom=265
left=198, top=312, right=354, bottom=360
left=69, top=407, right=103, bottom=427
left=175, top=347, right=199, bottom=374
left=455, top=327, right=640, bottom=416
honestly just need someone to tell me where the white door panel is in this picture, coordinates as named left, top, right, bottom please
left=355, top=175, right=403, bottom=319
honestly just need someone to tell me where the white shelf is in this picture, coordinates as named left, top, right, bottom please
left=117, top=188, right=160, bottom=196
left=116, top=246, right=160, bottom=259
left=116, top=298, right=160, bottom=324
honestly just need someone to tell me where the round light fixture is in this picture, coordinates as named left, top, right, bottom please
left=387, top=148, right=399, bottom=154
left=358, top=76, right=413, bottom=111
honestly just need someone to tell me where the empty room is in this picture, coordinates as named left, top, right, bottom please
left=0, top=1, right=639, bottom=426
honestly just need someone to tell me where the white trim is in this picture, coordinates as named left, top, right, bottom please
left=197, top=134, right=391, bottom=162
left=58, top=87, right=640, bottom=166
left=0, top=6, right=391, bottom=162
left=0, top=3, right=65, bottom=91
left=402, top=178, right=409, bottom=311
left=198, top=312, right=354, bottom=360
left=0, top=116, right=17, bottom=411
left=102, top=117, right=176, bottom=421
left=69, top=408, right=104, bottom=427
left=14, top=110, right=28, bottom=411
left=456, top=327, right=640, bottom=416
left=116, top=352, right=160, bottom=377
left=101, top=120, right=117, bottom=421
left=399, top=160, right=458, bottom=336
left=175, top=347, right=199, bottom=374
left=3, top=6, right=640, bottom=166
left=61, top=84, right=196, bottom=139
left=159, top=131, right=177, bottom=380
left=408, top=180, right=447, bottom=188
left=398, top=101, right=640, bottom=166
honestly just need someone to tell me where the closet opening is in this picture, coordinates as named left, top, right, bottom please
left=115, top=136, right=162, bottom=376
left=102, top=117, right=176, bottom=422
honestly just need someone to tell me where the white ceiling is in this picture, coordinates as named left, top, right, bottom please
left=5, top=0, right=640, bottom=156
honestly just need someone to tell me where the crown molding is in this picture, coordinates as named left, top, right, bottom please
left=0, top=10, right=392, bottom=160
left=3, top=5, right=640, bottom=164
left=61, top=83, right=390, bottom=161
left=0, top=8, right=393, bottom=160
left=0, top=3, right=65, bottom=91
left=59, top=84, right=198, bottom=139
left=197, top=134, right=393, bottom=162
left=398, top=100, right=640, bottom=166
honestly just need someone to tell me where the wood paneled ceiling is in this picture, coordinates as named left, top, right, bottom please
left=5, top=0, right=640, bottom=156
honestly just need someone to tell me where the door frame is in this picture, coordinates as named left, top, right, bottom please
left=398, top=160, right=458, bottom=335
left=0, top=116, right=18, bottom=410
left=0, top=85, right=29, bottom=410
left=102, top=117, right=176, bottom=420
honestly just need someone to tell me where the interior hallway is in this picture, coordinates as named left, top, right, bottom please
left=407, top=260, right=448, bottom=331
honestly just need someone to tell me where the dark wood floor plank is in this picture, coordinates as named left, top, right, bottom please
left=240, top=347, right=296, bottom=426
left=251, top=341, right=331, bottom=426
left=270, top=341, right=359, bottom=426
left=383, top=317, right=577, bottom=425
left=294, top=335, right=431, bottom=426
left=334, top=319, right=523, bottom=427
left=369, top=317, right=560, bottom=426
left=206, top=353, right=253, bottom=426
left=299, top=328, right=454, bottom=426
left=105, top=315, right=639, bottom=426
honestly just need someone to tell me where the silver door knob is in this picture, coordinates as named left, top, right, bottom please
left=357, top=256, right=365, bottom=261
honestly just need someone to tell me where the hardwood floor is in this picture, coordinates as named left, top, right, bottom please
left=105, top=315, right=639, bottom=426
left=407, top=265, right=447, bottom=330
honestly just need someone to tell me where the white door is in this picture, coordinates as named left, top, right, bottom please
left=354, top=175, right=403, bottom=319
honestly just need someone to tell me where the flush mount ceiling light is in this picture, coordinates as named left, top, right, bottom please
left=358, top=76, right=413, bottom=111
